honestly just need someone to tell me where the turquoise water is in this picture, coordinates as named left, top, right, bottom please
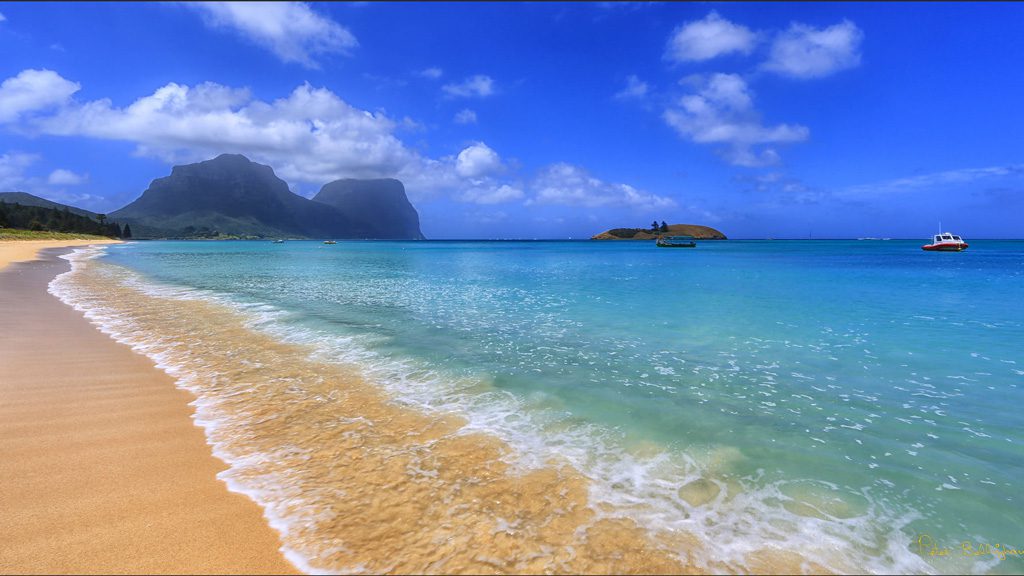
left=97, top=239, right=1024, bottom=573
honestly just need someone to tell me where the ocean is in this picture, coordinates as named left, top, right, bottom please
left=49, top=239, right=1024, bottom=574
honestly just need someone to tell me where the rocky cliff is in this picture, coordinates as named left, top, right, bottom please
left=312, top=178, right=424, bottom=240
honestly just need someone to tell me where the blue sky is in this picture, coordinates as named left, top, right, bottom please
left=1, top=2, right=1023, bottom=239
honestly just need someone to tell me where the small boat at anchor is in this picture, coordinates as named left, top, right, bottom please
left=323, top=240, right=337, bottom=245
left=922, top=232, right=968, bottom=252
left=656, top=235, right=697, bottom=248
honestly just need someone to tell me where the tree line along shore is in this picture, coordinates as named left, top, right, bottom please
left=0, top=200, right=131, bottom=240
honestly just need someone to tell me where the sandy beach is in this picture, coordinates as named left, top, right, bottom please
left=0, top=239, right=122, bottom=272
left=0, top=242, right=296, bottom=574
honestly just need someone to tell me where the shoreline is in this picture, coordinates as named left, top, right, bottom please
left=43, top=245, right=714, bottom=573
left=0, top=238, right=122, bottom=271
left=2, top=239, right=939, bottom=574
left=0, top=244, right=297, bottom=574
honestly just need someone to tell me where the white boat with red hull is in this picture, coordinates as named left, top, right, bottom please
left=922, top=232, right=968, bottom=252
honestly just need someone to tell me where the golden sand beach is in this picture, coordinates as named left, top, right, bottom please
left=0, top=239, right=121, bottom=271
left=0, top=241, right=297, bottom=574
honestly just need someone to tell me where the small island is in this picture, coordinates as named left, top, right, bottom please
left=591, top=222, right=727, bottom=240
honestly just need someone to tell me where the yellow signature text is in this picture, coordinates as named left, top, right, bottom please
left=917, top=534, right=1024, bottom=562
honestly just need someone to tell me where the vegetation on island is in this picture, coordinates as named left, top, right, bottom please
left=0, top=200, right=127, bottom=239
left=592, top=222, right=727, bottom=240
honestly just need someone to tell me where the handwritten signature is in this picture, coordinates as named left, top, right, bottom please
left=917, top=534, right=1024, bottom=561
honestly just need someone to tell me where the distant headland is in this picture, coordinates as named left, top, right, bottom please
left=111, top=154, right=424, bottom=240
left=592, top=223, right=727, bottom=240
left=2, top=154, right=425, bottom=241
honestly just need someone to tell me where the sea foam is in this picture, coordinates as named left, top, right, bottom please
left=48, top=245, right=960, bottom=574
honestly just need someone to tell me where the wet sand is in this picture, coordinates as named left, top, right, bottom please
left=0, top=245, right=297, bottom=574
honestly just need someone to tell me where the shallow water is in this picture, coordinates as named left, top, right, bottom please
left=52, top=240, right=1024, bottom=574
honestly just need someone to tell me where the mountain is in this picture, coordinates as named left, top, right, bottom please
left=312, top=178, right=424, bottom=240
left=110, top=154, right=346, bottom=238
left=0, top=192, right=99, bottom=219
left=110, top=154, right=423, bottom=239
left=591, top=224, right=727, bottom=240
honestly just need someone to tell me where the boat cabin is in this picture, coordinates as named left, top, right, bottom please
left=922, top=232, right=968, bottom=251
left=933, top=233, right=963, bottom=244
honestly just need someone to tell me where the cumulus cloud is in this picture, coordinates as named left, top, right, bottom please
left=458, top=183, right=524, bottom=205
left=0, top=152, right=38, bottom=190
left=0, top=69, right=648, bottom=212
left=186, top=2, right=358, bottom=68
left=455, top=142, right=504, bottom=178
left=0, top=153, right=100, bottom=208
left=47, top=168, right=88, bottom=185
left=404, top=143, right=524, bottom=205
left=442, top=75, right=495, bottom=98
left=663, top=73, right=808, bottom=167
left=530, top=163, right=675, bottom=209
left=762, top=20, right=863, bottom=79
left=28, top=76, right=417, bottom=185
left=665, top=12, right=757, bottom=63
left=0, top=69, right=81, bottom=123
left=418, top=67, right=443, bottom=79
left=453, top=108, right=477, bottom=124
left=0, top=69, right=541, bottom=205
left=615, top=75, right=649, bottom=99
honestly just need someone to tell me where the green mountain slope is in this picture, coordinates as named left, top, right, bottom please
left=0, top=192, right=99, bottom=219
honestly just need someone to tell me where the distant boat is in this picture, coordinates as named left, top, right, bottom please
left=272, top=239, right=285, bottom=243
left=323, top=240, right=337, bottom=245
left=656, top=235, right=697, bottom=248
left=922, top=232, right=968, bottom=252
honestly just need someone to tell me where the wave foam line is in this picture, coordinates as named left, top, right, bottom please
left=48, top=246, right=939, bottom=575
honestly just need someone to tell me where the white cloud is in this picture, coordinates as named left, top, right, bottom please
left=615, top=75, right=649, bottom=99
left=0, top=69, right=531, bottom=204
left=530, top=163, right=675, bottom=210
left=442, top=75, right=495, bottom=98
left=186, top=2, right=358, bottom=68
left=418, top=67, right=443, bottom=79
left=0, top=152, right=38, bottom=190
left=455, top=142, right=503, bottom=178
left=453, top=109, right=477, bottom=124
left=0, top=12, right=6, bottom=22
left=839, top=165, right=1024, bottom=199
left=0, top=69, right=81, bottom=123
left=665, top=12, right=756, bottom=63
left=402, top=144, right=523, bottom=205
left=762, top=20, right=863, bottom=79
left=0, top=153, right=99, bottom=209
left=47, top=168, right=88, bottom=185
left=663, top=73, right=808, bottom=166
left=14, top=72, right=419, bottom=186
left=0, top=69, right=657, bottom=213
left=458, top=183, right=524, bottom=205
